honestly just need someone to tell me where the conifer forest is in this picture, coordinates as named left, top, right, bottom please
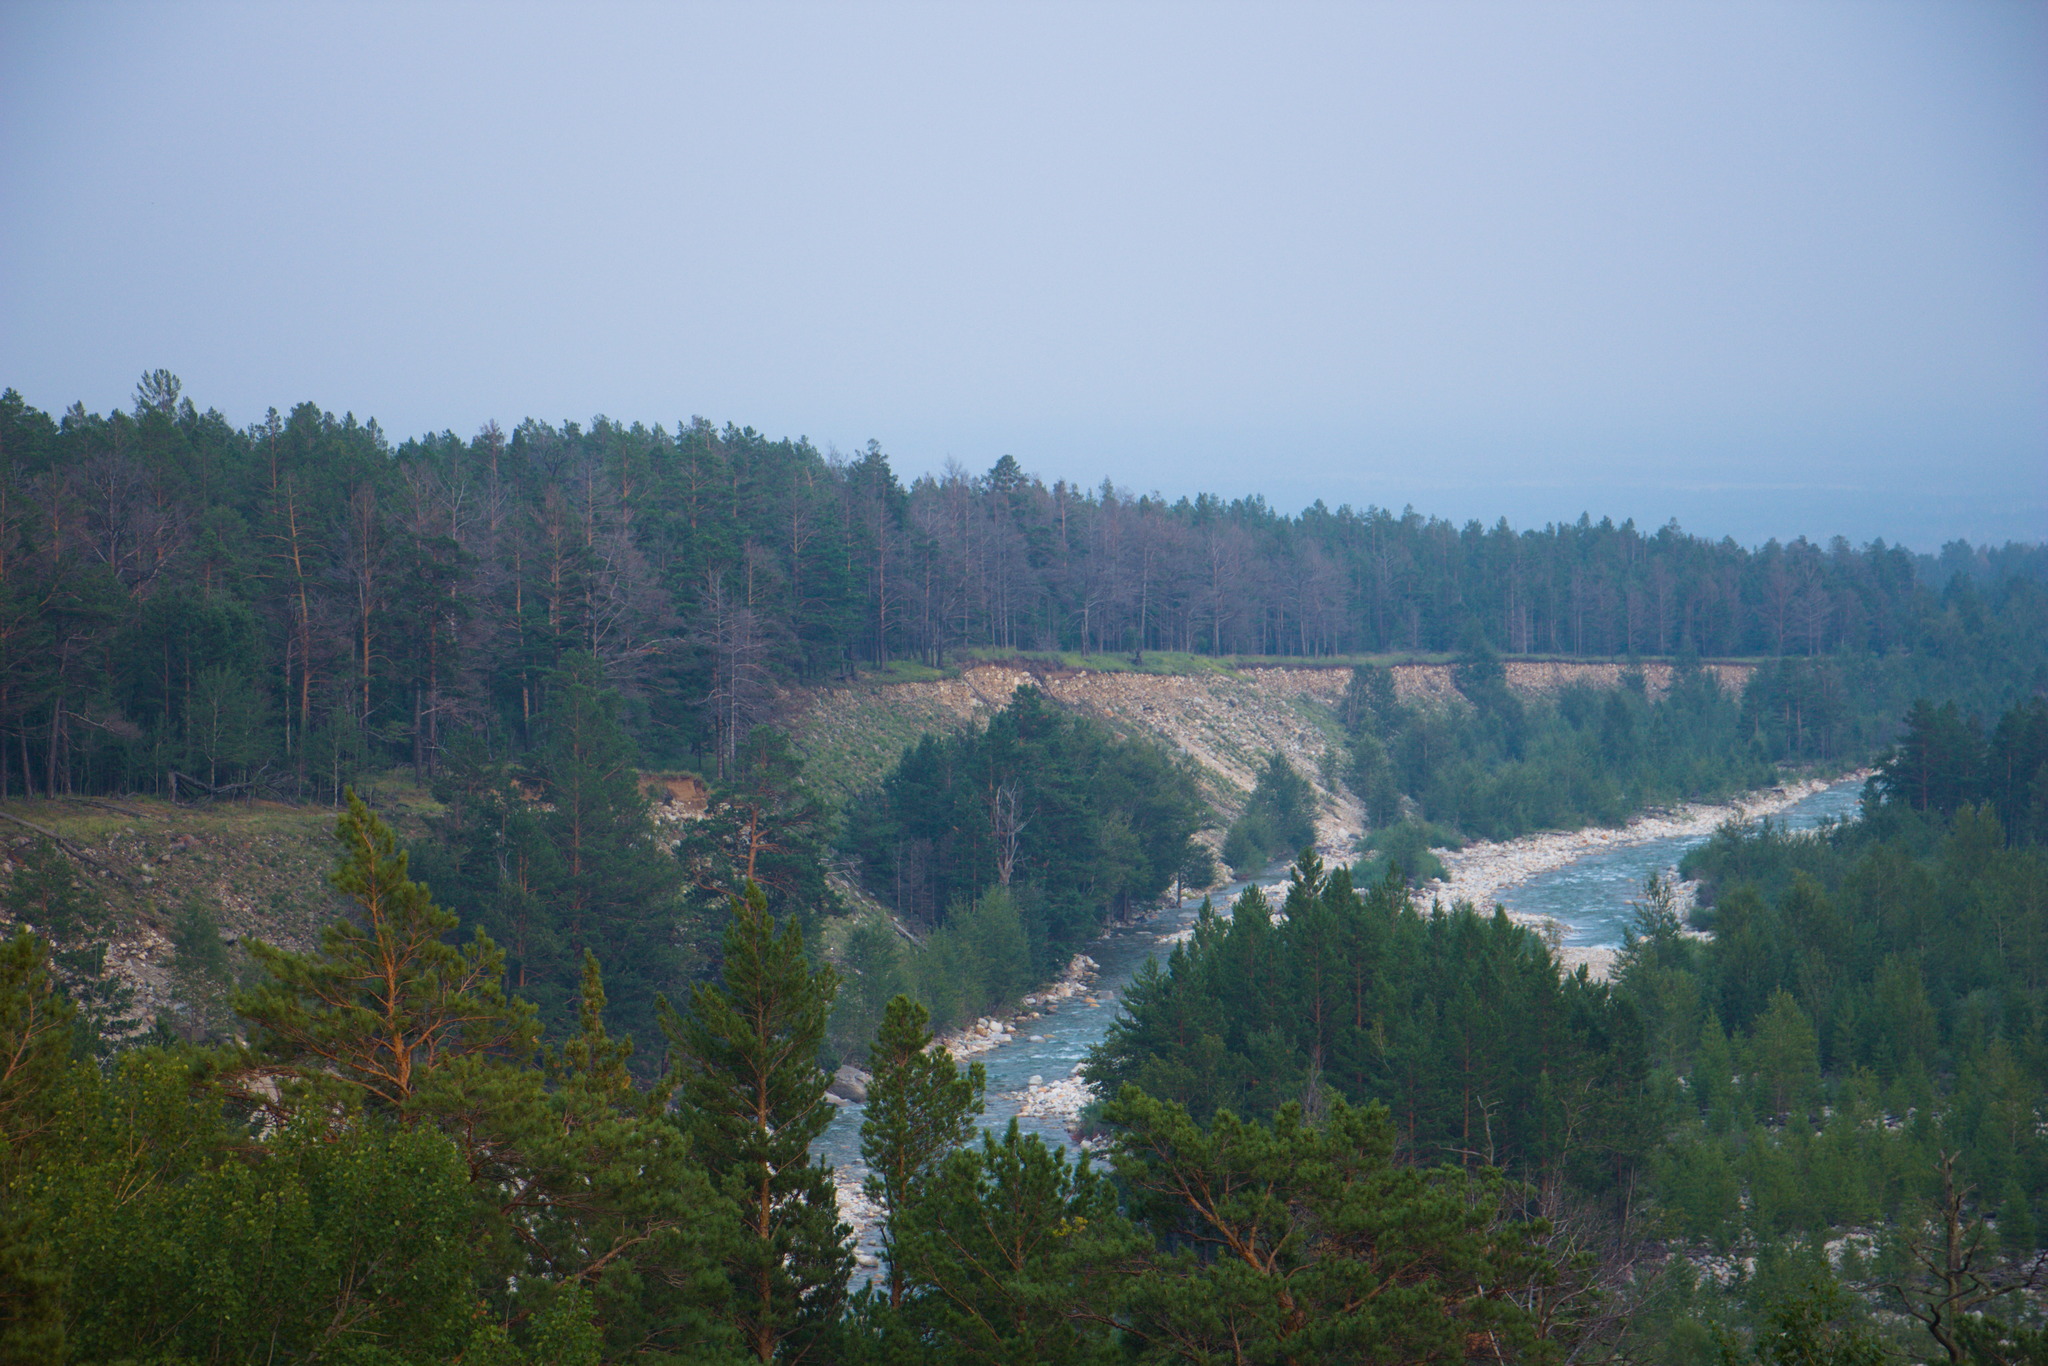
left=3, top=380, right=2042, bottom=801
left=1, top=379, right=2046, bottom=1364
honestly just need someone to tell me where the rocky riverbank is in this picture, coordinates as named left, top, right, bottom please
left=830, top=769, right=1870, bottom=1252
left=1421, top=772, right=1869, bottom=920
left=832, top=950, right=1110, bottom=1263
left=1161, top=771, right=1869, bottom=977
left=1015, top=1070, right=1095, bottom=1125
left=933, top=953, right=1102, bottom=1059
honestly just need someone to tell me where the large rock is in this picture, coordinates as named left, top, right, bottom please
left=829, top=1065, right=872, bottom=1103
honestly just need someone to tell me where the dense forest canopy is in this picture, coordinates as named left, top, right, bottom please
left=2, top=376, right=2043, bottom=800
left=844, top=686, right=1205, bottom=941
left=0, top=832, right=1573, bottom=1363
left=7, top=697, right=2043, bottom=1362
left=1087, top=860, right=1656, bottom=1193
left=1086, top=697, right=2048, bottom=1362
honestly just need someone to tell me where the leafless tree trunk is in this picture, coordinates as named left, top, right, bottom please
left=1888, top=1151, right=2046, bottom=1363
left=992, top=782, right=1027, bottom=886
left=695, top=569, right=777, bottom=779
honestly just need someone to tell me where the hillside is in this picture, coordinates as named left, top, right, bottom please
left=1, top=656, right=1759, bottom=1035
left=791, top=657, right=1756, bottom=854
left=0, top=790, right=436, bottom=1030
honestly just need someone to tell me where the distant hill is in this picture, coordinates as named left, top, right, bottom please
left=3, top=380, right=2040, bottom=805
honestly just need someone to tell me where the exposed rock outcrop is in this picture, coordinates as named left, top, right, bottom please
left=790, top=659, right=1755, bottom=860
left=828, top=1065, right=872, bottom=1103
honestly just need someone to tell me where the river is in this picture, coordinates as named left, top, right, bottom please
left=1492, top=777, right=1863, bottom=948
left=814, top=774, right=1867, bottom=1259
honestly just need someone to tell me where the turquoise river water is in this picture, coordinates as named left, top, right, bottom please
left=814, top=775, right=1867, bottom=1210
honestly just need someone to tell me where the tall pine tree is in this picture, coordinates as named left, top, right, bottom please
left=893, top=1121, right=1129, bottom=1365
left=530, top=654, right=688, bottom=1045
left=235, top=789, right=540, bottom=1114
left=1104, top=1087, right=1552, bottom=1363
left=664, top=882, right=851, bottom=1362
left=860, top=994, right=985, bottom=1309
left=0, top=931, right=75, bottom=1364
left=417, top=653, right=688, bottom=1053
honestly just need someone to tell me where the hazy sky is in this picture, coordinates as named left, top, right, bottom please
left=3, top=2, right=2042, bottom=549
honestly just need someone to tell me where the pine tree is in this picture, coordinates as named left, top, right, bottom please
left=1876, top=699, right=1983, bottom=816
left=529, top=653, right=687, bottom=1045
left=1104, top=1086, right=1552, bottom=1363
left=1740, top=1277, right=1891, bottom=1366
left=0, top=841, right=102, bottom=943
left=678, top=725, right=842, bottom=942
left=1222, top=753, right=1318, bottom=876
left=894, top=1121, right=1128, bottom=1365
left=1692, top=1013, right=1739, bottom=1131
left=0, top=931, right=75, bottom=1365
left=515, top=953, right=741, bottom=1362
left=237, top=798, right=744, bottom=1359
left=1748, top=990, right=1822, bottom=1123
left=861, top=994, right=985, bottom=1308
left=416, top=656, right=688, bottom=1058
left=235, top=788, right=540, bottom=1113
left=1345, top=731, right=1403, bottom=830
left=665, top=881, right=850, bottom=1363
left=0, top=840, right=133, bottom=1053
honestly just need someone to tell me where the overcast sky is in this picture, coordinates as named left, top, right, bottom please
left=2, top=2, right=2042, bottom=549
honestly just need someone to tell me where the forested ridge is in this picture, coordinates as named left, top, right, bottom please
left=3, top=375, right=2043, bottom=801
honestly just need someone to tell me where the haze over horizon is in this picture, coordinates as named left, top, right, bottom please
left=3, top=1, right=2042, bottom=551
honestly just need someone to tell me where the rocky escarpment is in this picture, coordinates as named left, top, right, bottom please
left=790, top=659, right=1754, bottom=856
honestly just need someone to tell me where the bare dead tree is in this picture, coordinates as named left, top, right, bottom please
left=338, top=480, right=383, bottom=726
left=1887, top=1151, right=2048, bottom=1363
left=992, top=781, right=1028, bottom=886
left=693, top=569, right=778, bottom=779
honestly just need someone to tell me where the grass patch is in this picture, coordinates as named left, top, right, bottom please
left=792, top=690, right=982, bottom=809
left=953, top=648, right=1234, bottom=675
left=858, top=659, right=956, bottom=684
left=0, top=767, right=442, bottom=943
left=950, top=649, right=1769, bottom=672
left=952, top=648, right=1475, bottom=674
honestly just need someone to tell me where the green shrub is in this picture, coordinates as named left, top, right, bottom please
left=1352, top=820, right=1456, bottom=887
left=1223, top=754, right=1317, bottom=875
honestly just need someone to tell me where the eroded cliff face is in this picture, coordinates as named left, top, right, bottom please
left=791, top=660, right=1755, bottom=854
left=1392, top=660, right=1752, bottom=706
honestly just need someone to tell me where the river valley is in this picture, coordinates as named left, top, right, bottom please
left=817, top=773, right=1869, bottom=1261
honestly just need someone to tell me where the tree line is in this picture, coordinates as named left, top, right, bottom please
left=3, top=375, right=2042, bottom=800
